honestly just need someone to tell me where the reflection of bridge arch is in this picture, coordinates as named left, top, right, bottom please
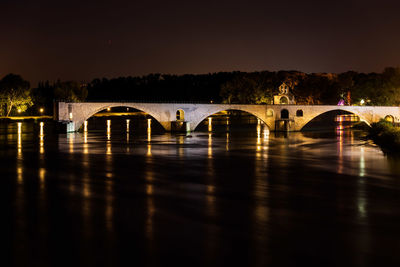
left=192, top=107, right=272, bottom=131
left=298, top=108, right=372, bottom=131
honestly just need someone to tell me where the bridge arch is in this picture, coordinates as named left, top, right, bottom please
left=75, top=103, right=167, bottom=131
left=192, top=108, right=272, bottom=131
left=299, top=108, right=372, bottom=131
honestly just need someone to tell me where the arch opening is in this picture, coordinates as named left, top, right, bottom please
left=176, top=109, right=185, bottom=121
left=384, top=115, right=394, bottom=123
left=81, top=106, right=165, bottom=133
left=193, top=109, right=271, bottom=132
left=301, top=109, right=370, bottom=131
left=296, top=110, right=303, bottom=117
left=281, top=109, right=289, bottom=119
left=280, top=96, right=289, bottom=104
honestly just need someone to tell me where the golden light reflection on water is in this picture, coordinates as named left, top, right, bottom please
left=39, top=168, right=46, bottom=192
left=126, top=119, right=130, bottom=132
left=17, top=167, right=23, bottom=184
left=359, top=147, right=365, bottom=177
left=105, top=180, right=114, bottom=231
left=39, top=122, right=44, bottom=154
left=68, top=133, right=74, bottom=153
left=226, top=132, right=230, bottom=151
left=206, top=185, right=216, bottom=217
left=81, top=177, right=92, bottom=236
left=257, top=124, right=262, bottom=151
left=83, top=121, right=88, bottom=132
left=17, top=122, right=22, bottom=157
left=106, top=139, right=112, bottom=155
left=208, top=117, right=212, bottom=132
left=106, top=120, right=111, bottom=140
left=208, top=133, right=212, bottom=158
left=145, top=155, right=155, bottom=244
left=178, top=135, right=184, bottom=156
left=336, top=123, right=344, bottom=174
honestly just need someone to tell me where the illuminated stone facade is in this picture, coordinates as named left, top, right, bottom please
left=57, top=102, right=400, bottom=132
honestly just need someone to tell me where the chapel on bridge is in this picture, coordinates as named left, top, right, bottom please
left=273, top=82, right=296, bottom=105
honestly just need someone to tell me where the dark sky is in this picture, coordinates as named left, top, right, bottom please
left=1, top=0, right=400, bottom=85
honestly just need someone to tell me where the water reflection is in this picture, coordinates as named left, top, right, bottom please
left=17, top=122, right=22, bottom=157
left=68, top=133, right=74, bottom=153
left=336, top=123, right=344, bottom=174
left=126, top=119, right=130, bottom=133
left=226, top=132, right=230, bottom=151
left=208, top=133, right=212, bottom=158
left=39, top=122, right=44, bottom=154
left=208, top=117, right=212, bottom=132
left=105, top=182, right=114, bottom=231
left=107, top=120, right=111, bottom=140
left=84, top=121, right=88, bottom=132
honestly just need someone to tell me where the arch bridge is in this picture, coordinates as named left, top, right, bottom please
left=55, top=102, right=400, bottom=132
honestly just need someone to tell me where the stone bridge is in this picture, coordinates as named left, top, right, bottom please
left=56, top=102, right=400, bottom=132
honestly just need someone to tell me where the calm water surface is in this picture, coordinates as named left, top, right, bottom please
left=3, top=120, right=400, bottom=267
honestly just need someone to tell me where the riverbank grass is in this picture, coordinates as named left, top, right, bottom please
left=369, top=120, right=400, bottom=153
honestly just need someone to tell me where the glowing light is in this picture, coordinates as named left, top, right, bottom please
left=69, top=112, right=73, bottom=120
left=39, top=108, right=44, bottom=113
left=83, top=121, right=88, bottom=132
left=17, top=109, right=22, bottom=113
left=107, top=107, right=111, bottom=111
left=226, top=117, right=230, bottom=125
left=360, top=99, right=365, bottom=105
left=107, top=120, right=111, bottom=140
left=126, top=119, right=130, bottom=132
left=208, top=117, right=212, bottom=132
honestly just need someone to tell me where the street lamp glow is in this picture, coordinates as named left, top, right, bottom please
left=17, top=109, right=22, bottom=113
left=39, top=108, right=44, bottom=113
left=360, top=99, right=365, bottom=105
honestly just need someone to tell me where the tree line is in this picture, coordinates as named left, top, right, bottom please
left=1, top=68, right=400, bottom=116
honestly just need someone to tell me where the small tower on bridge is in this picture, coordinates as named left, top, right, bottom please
left=273, top=82, right=296, bottom=105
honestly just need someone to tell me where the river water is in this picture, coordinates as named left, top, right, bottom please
left=4, top=119, right=400, bottom=267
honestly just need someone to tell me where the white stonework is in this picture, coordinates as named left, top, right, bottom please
left=57, top=102, right=400, bottom=132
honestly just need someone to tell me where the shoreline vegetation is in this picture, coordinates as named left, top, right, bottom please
left=368, top=120, right=400, bottom=154
left=2, top=67, right=400, bottom=117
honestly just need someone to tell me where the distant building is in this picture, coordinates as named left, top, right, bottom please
left=273, top=82, right=296, bottom=104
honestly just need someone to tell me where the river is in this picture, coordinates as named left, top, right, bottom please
left=3, top=119, right=400, bottom=266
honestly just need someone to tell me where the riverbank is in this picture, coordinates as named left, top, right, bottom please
left=368, top=120, right=400, bottom=154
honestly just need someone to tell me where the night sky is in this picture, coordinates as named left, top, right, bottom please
left=1, top=0, right=400, bottom=85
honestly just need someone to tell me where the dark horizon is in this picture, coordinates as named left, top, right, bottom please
left=2, top=0, right=400, bottom=85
